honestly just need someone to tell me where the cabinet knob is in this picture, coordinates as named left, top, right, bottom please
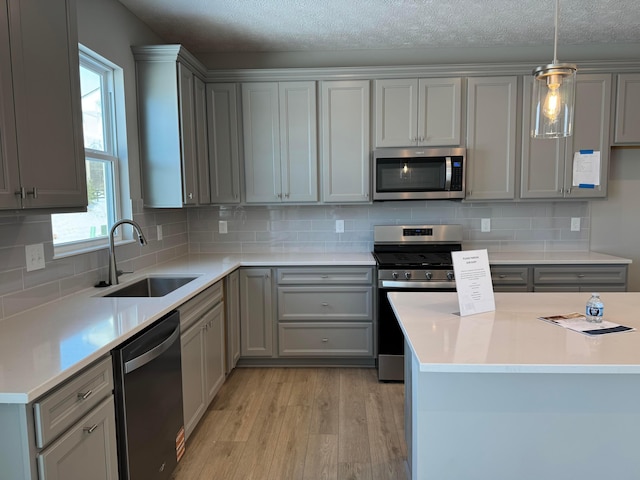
left=83, top=424, right=99, bottom=434
left=77, top=390, right=93, bottom=400
left=188, top=192, right=193, bottom=199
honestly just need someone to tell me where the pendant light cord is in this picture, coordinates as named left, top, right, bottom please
left=553, top=0, right=559, bottom=64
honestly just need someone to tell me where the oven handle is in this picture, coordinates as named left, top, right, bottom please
left=379, top=280, right=456, bottom=289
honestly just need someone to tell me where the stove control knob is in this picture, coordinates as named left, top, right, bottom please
left=392, top=272, right=399, bottom=280
left=404, top=271, right=412, bottom=280
left=425, top=271, right=433, bottom=280
left=447, top=271, right=455, bottom=281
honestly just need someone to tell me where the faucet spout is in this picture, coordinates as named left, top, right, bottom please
left=108, top=219, right=148, bottom=285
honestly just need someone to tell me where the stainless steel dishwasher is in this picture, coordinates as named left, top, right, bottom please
left=113, top=310, right=184, bottom=480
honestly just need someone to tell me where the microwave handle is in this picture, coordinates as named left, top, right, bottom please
left=444, top=156, right=452, bottom=190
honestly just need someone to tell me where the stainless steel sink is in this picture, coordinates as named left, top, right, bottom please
left=102, top=276, right=198, bottom=297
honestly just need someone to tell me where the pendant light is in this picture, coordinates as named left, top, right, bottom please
left=531, top=0, right=577, bottom=139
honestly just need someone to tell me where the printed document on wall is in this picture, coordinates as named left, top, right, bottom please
left=572, top=150, right=601, bottom=187
left=451, top=249, right=495, bottom=316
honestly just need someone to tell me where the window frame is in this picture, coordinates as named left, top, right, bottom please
left=52, top=47, right=123, bottom=257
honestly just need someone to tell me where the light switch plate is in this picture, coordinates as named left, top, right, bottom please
left=25, top=243, right=45, bottom=272
left=335, top=220, right=344, bottom=233
left=571, top=217, right=581, bottom=231
left=481, top=218, right=491, bottom=233
left=219, top=220, right=228, bottom=234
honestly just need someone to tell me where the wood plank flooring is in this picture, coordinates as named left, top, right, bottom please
left=172, top=367, right=408, bottom=480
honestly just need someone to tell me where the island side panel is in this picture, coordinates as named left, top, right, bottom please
left=413, top=370, right=640, bottom=480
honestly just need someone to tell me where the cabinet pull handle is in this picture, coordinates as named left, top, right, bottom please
left=321, top=302, right=329, bottom=307
left=15, top=187, right=26, bottom=199
left=320, top=275, right=329, bottom=279
left=187, top=192, right=193, bottom=199
left=284, top=193, right=290, bottom=199
left=77, top=390, right=93, bottom=400
left=577, top=274, right=585, bottom=278
left=84, top=424, right=99, bottom=434
left=27, top=187, right=38, bottom=198
left=321, top=338, right=328, bottom=343
left=499, top=274, right=507, bottom=278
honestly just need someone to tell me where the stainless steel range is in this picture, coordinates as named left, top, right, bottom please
left=373, top=224, right=463, bottom=381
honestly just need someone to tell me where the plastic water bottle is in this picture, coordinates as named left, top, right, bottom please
left=586, top=293, right=604, bottom=323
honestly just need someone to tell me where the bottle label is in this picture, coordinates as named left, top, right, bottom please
left=587, top=306, right=603, bottom=317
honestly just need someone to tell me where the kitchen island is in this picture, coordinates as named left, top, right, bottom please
left=389, top=291, right=640, bottom=480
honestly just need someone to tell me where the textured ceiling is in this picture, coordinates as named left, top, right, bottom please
left=118, top=0, right=640, bottom=54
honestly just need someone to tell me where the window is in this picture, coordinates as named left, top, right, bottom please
left=52, top=49, right=122, bottom=253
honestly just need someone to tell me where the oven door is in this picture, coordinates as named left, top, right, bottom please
left=377, top=284, right=456, bottom=382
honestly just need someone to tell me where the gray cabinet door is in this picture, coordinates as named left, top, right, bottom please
left=225, top=269, right=241, bottom=373
left=614, top=73, right=640, bottom=144
left=180, top=317, right=206, bottom=439
left=207, top=83, right=240, bottom=204
left=321, top=80, right=371, bottom=203
left=374, top=78, right=418, bottom=147
left=204, top=302, right=226, bottom=403
left=564, top=74, right=611, bottom=199
left=0, top=0, right=20, bottom=209
left=7, top=0, right=86, bottom=210
left=194, top=76, right=211, bottom=204
left=279, top=81, right=318, bottom=202
left=178, top=63, right=198, bottom=205
left=240, top=268, right=274, bottom=357
left=242, top=82, right=281, bottom=203
left=417, top=77, right=462, bottom=146
left=466, top=76, right=518, bottom=200
left=36, top=397, right=118, bottom=480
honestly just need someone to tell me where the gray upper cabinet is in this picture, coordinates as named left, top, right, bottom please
left=521, top=74, right=611, bottom=199
left=374, top=77, right=462, bottom=147
left=1, top=0, right=86, bottom=211
left=321, top=80, right=371, bottom=203
left=465, top=76, right=518, bottom=201
left=206, top=83, right=241, bottom=204
left=614, top=73, right=640, bottom=144
left=242, top=81, right=318, bottom=203
left=133, top=45, right=209, bottom=207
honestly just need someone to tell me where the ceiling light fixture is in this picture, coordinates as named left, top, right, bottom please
left=531, top=0, right=577, bottom=139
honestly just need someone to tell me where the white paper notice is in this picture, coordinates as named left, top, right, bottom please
left=451, top=249, right=495, bottom=316
left=572, top=150, right=601, bottom=187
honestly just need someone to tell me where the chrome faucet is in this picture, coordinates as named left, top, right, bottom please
left=108, top=219, right=148, bottom=285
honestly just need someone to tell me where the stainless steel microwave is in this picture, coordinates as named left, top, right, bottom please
left=372, top=147, right=465, bottom=201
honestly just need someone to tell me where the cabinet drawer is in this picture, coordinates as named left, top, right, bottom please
left=33, top=356, right=113, bottom=449
left=533, top=266, right=627, bottom=285
left=178, top=280, right=224, bottom=331
left=37, top=396, right=118, bottom=480
left=276, top=267, right=373, bottom=284
left=278, top=322, right=373, bottom=357
left=491, top=266, right=530, bottom=286
left=278, top=286, right=372, bottom=321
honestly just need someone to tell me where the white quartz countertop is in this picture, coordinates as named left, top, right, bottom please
left=487, top=251, right=632, bottom=265
left=0, top=250, right=631, bottom=404
left=389, top=291, right=640, bottom=374
left=0, top=252, right=373, bottom=404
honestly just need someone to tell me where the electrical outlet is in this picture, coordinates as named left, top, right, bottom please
left=25, top=243, right=45, bottom=272
left=571, top=217, right=581, bottom=231
left=335, top=220, right=344, bottom=233
left=157, top=225, right=163, bottom=240
left=219, top=220, right=228, bottom=234
left=481, top=218, right=491, bottom=233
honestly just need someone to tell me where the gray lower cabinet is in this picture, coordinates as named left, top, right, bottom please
left=239, top=268, right=274, bottom=357
left=224, top=269, right=241, bottom=373
left=614, top=73, right=640, bottom=144
left=533, top=265, right=628, bottom=292
left=491, top=265, right=532, bottom=292
left=276, top=267, right=374, bottom=358
left=178, top=282, right=225, bottom=440
left=0, top=355, right=118, bottom=480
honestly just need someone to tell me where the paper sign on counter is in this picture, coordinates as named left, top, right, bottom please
left=451, top=249, right=495, bottom=316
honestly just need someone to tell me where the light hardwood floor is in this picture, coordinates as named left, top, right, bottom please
left=172, top=367, right=408, bottom=480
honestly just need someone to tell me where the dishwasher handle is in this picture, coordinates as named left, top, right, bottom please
left=124, top=323, right=180, bottom=374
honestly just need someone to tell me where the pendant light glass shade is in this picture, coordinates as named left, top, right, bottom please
left=531, top=0, right=577, bottom=139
